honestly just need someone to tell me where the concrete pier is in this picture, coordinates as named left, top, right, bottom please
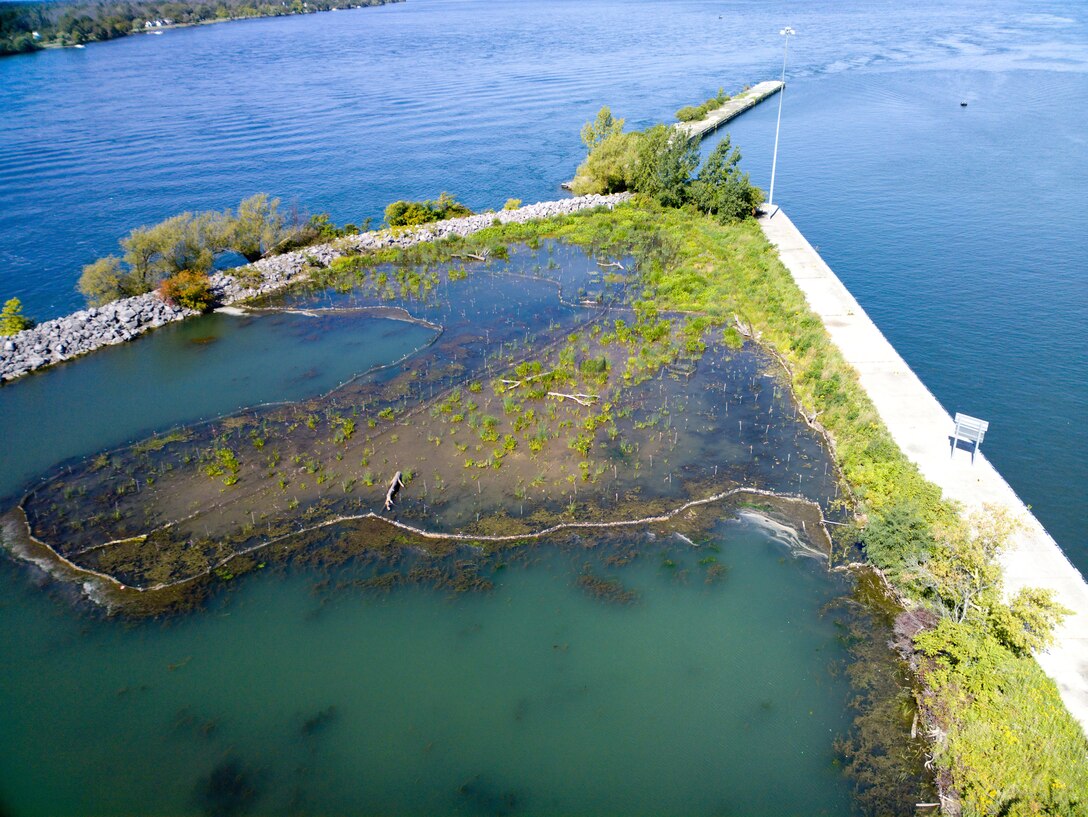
left=759, top=207, right=1088, bottom=734
left=678, top=80, right=783, bottom=142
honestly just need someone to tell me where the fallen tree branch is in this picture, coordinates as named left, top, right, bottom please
left=597, top=261, right=625, bottom=271
left=733, top=313, right=761, bottom=341
left=452, top=252, right=487, bottom=262
left=384, top=471, right=405, bottom=511
left=547, top=391, right=599, bottom=407
left=499, top=370, right=559, bottom=389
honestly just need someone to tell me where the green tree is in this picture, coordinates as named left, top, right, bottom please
left=78, top=255, right=129, bottom=305
left=154, top=212, right=218, bottom=276
left=570, top=131, right=643, bottom=195
left=917, top=506, right=1016, bottom=625
left=432, top=191, right=472, bottom=219
left=689, top=136, right=764, bottom=222
left=385, top=201, right=435, bottom=227
left=988, top=587, right=1071, bottom=656
left=230, top=193, right=285, bottom=261
left=307, top=213, right=344, bottom=238
left=0, top=297, right=34, bottom=334
left=384, top=193, right=471, bottom=227
left=580, top=105, right=625, bottom=151
left=121, top=223, right=168, bottom=291
left=632, top=124, right=699, bottom=207
left=119, top=212, right=223, bottom=296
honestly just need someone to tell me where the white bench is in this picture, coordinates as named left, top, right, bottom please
left=951, top=412, right=988, bottom=462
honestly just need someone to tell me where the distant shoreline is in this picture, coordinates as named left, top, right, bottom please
left=1, top=0, right=404, bottom=58
left=35, top=10, right=360, bottom=51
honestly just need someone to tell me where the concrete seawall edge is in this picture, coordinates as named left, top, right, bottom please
left=759, top=206, right=1088, bottom=734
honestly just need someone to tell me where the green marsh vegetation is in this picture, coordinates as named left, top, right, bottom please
left=6, top=168, right=1085, bottom=811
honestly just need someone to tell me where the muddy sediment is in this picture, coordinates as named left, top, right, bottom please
left=6, top=241, right=846, bottom=614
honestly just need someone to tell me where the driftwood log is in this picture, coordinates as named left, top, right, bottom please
left=384, top=471, right=405, bottom=511
left=733, top=313, right=762, bottom=341
left=547, top=391, right=599, bottom=407
left=499, top=370, right=557, bottom=390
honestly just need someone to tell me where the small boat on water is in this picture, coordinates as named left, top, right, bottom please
left=960, top=100, right=968, bottom=107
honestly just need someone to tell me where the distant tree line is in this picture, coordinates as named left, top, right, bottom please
left=0, top=0, right=402, bottom=56
left=572, top=106, right=764, bottom=222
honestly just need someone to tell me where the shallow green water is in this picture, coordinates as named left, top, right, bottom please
left=0, top=311, right=436, bottom=503
left=0, top=516, right=855, bottom=817
left=0, top=248, right=874, bottom=815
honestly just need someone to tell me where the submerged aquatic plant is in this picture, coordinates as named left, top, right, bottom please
left=576, top=572, right=639, bottom=605
left=195, top=757, right=259, bottom=817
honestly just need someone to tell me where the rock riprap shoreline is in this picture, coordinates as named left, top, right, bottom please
left=0, top=193, right=631, bottom=383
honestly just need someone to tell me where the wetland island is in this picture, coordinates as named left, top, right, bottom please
left=1, top=85, right=1086, bottom=817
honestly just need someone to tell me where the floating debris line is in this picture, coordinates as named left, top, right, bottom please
left=3, top=484, right=833, bottom=602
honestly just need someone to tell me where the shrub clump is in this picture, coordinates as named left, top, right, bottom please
left=159, top=270, right=214, bottom=312
left=384, top=192, right=472, bottom=227
left=78, top=193, right=290, bottom=307
left=675, top=87, right=731, bottom=122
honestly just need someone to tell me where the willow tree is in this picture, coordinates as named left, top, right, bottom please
left=230, top=193, right=286, bottom=262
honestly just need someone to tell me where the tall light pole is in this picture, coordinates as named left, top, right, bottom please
left=768, top=26, right=795, bottom=206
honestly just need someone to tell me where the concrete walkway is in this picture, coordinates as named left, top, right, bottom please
left=759, top=207, right=1088, bottom=734
left=677, top=80, right=783, bottom=142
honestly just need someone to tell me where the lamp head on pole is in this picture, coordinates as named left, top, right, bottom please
left=780, top=26, right=795, bottom=37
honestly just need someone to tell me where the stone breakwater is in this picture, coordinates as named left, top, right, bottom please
left=0, top=193, right=631, bottom=383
